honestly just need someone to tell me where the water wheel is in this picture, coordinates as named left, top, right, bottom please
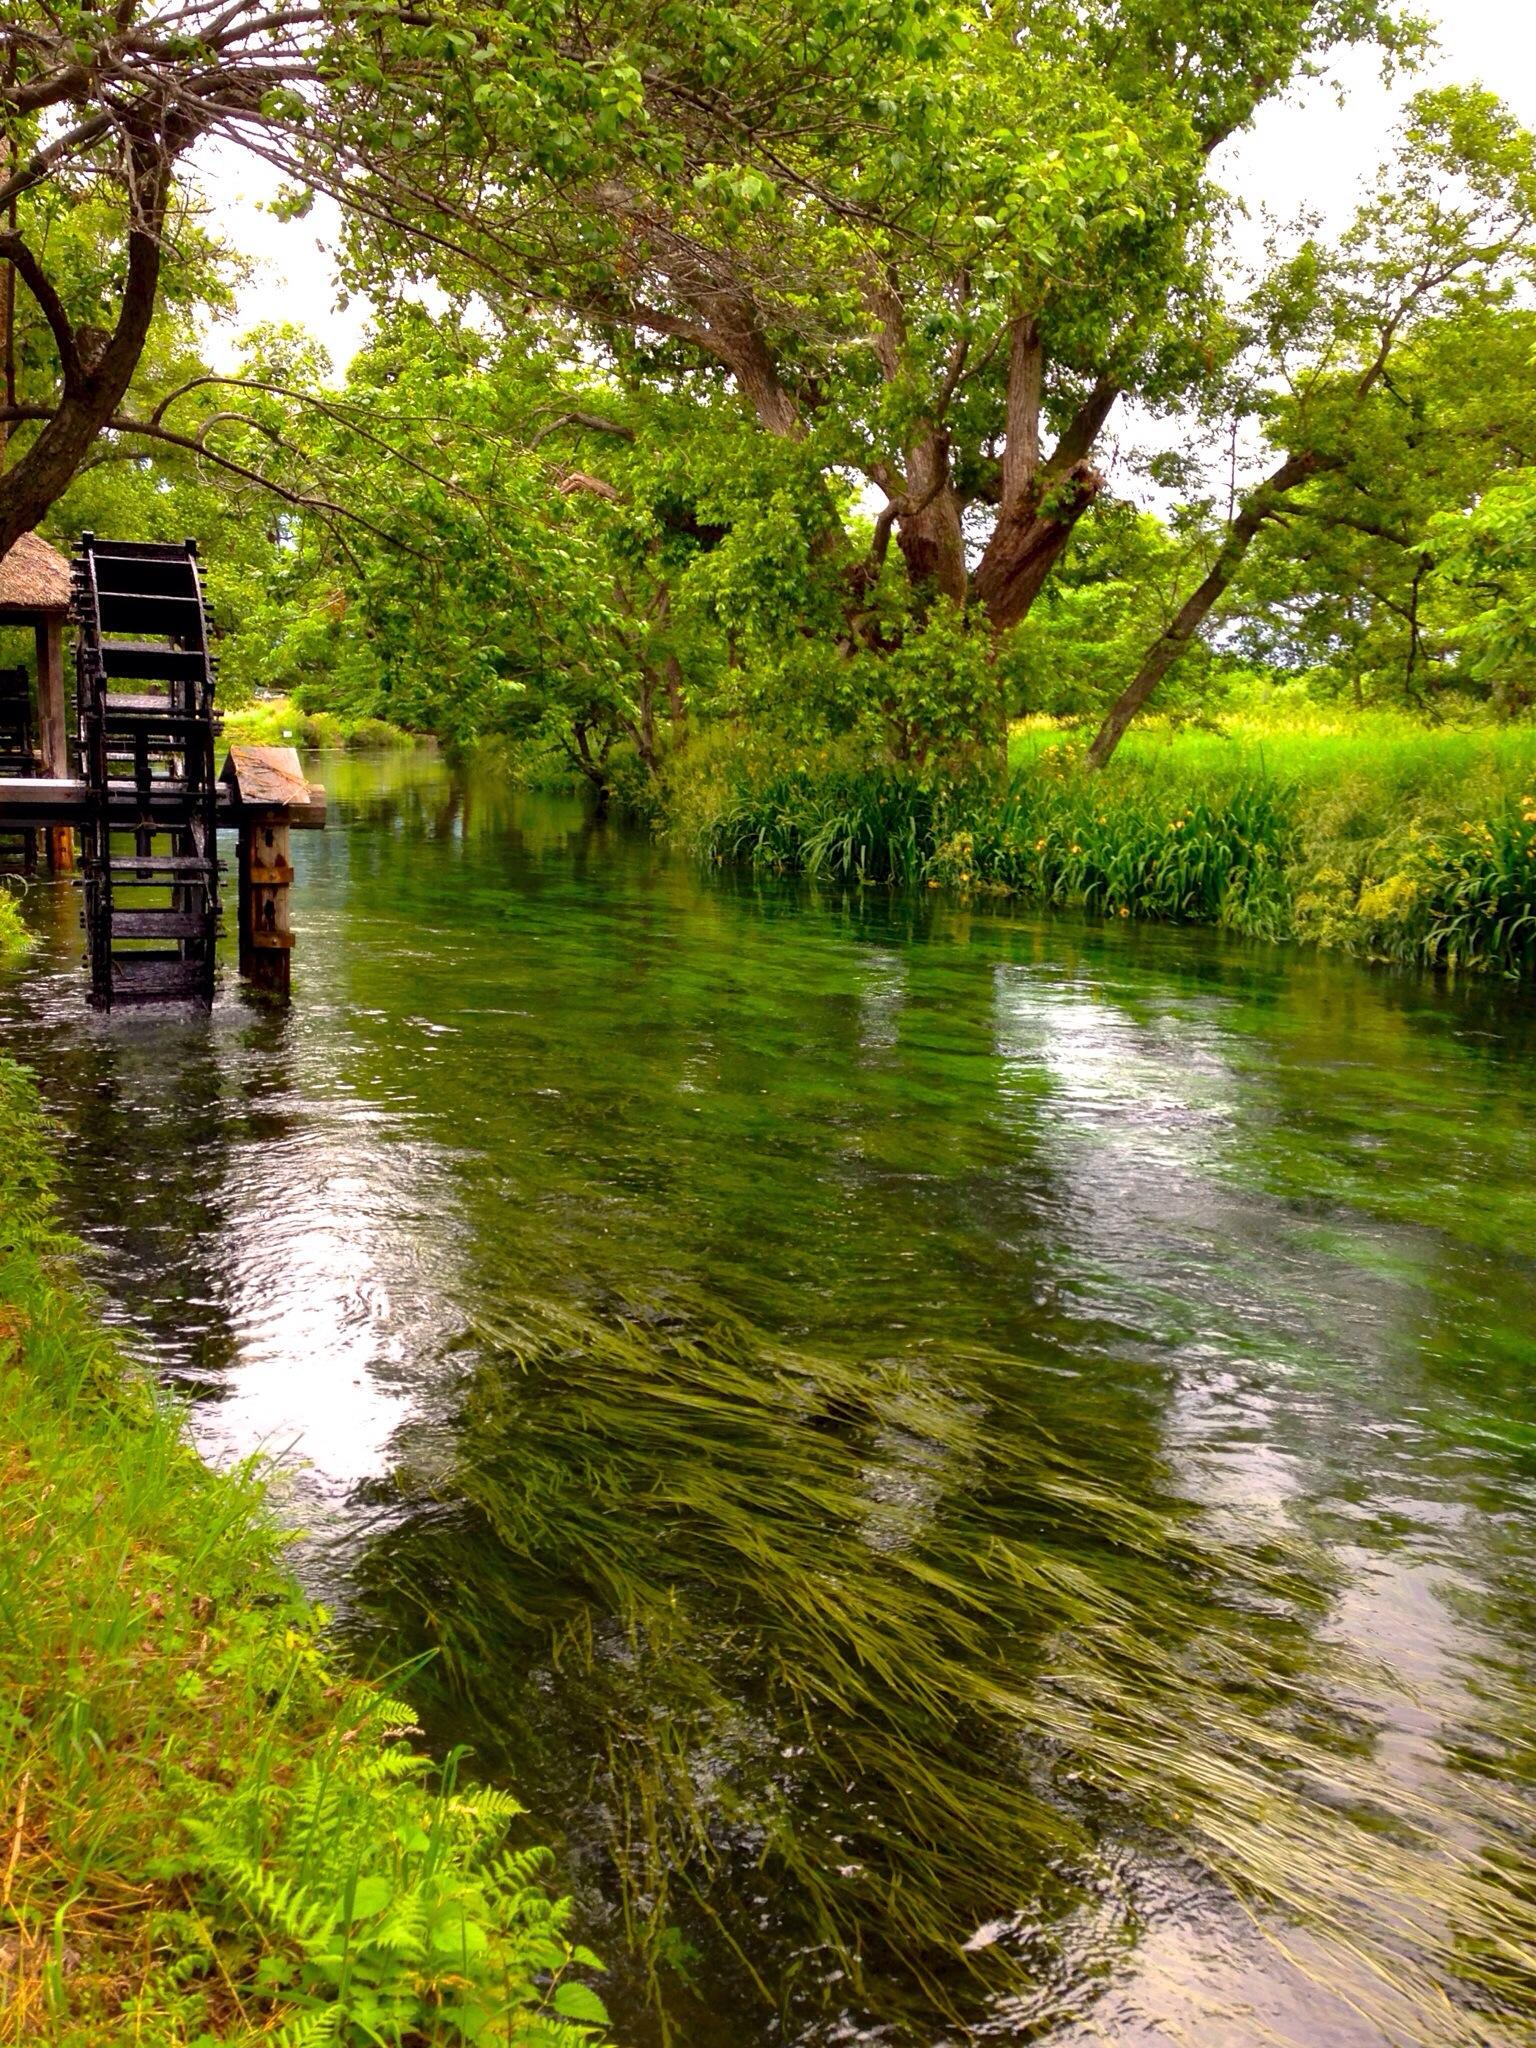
left=72, top=535, right=222, bottom=1007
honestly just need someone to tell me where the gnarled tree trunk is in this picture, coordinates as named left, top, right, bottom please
left=971, top=318, right=1120, bottom=634
left=894, top=429, right=967, bottom=603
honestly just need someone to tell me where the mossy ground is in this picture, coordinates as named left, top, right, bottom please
left=0, top=1056, right=604, bottom=2046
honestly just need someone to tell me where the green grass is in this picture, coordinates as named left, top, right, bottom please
left=222, top=697, right=419, bottom=753
left=0, top=892, right=30, bottom=966
left=0, top=1058, right=606, bottom=2045
left=679, top=711, right=1536, bottom=977
left=1007, top=702, right=1536, bottom=790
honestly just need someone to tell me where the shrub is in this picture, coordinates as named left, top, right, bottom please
left=221, top=698, right=418, bottom=752
left=0, top=886, right=30, bottom=962
left=698, top=754, right=1296, bottom=939
left=1417, top=801, right=1536, bottom=977
left=345, top=714, right=417, bottom=751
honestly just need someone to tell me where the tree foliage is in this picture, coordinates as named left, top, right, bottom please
left=12, top=0, right=1536, bottom=784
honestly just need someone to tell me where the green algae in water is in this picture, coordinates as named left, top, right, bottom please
left=341, top=1290, right=1536, bottom=2046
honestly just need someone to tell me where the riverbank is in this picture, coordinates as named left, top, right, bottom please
left=0, top=895, right=28, bottom=966
left=222, top=695, right=418, bottom=752
left=0, top=1054, right=604, bottom=2044
left=668, top=709, right=1536, bottom=978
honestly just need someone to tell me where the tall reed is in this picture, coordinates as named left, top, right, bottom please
left=688, top=717, right=1536, bottom=977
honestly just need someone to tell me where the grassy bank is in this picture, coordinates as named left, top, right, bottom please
left=673, top=710, right=1536, bottom=978
left=222, top=696, right=419, bottom=753
left=0, top=894, right=29, bottom=967
left=0, top=1057, right=605, bottom=2045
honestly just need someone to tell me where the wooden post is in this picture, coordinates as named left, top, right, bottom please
left=221, top=746, right=323, bottom=1002
left=34, top=615, right=72, bottom=872
left=238, top=813, right=293, bottom=997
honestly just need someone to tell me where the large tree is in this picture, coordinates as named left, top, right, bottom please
left=1222, top=309, right=1536, bottom=710
left=1085, top=87, right=1536, bottom=764
left=0, top=0, right=551, bottom=559
left=327, top=0, right=1416, bottom=646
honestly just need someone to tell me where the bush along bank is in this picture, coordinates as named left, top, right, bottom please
left=221, top=696, right=419, bottom=752
left=682, top=726, right=1536, bottom=980
left=0, top=891, right=29, bottom=965
left=0, top=1057, right=606, bottom=2047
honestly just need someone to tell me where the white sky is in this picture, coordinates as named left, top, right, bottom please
left=1218, top=1, right=1536, bottom=232
left=196, top=2, right=1536, bottom=376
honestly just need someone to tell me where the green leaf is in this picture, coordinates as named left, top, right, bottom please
left=347, top=1874, right=394, bottom=1921
left=552, top=1980, right=610, bottom=2024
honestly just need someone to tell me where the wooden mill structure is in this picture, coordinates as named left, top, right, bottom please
left=0, top=531, right=72, bottom=874
left=73, top=534, right=224, bottom=1004
left=0, top=531, right=324, bottom=1008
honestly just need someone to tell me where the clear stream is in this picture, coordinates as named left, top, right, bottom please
left=3, top=750, right=1536, bottom=2048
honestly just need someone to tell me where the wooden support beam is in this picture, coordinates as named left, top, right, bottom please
left=33, top=615, right=72, bottom=872
left=238, top=813, right=292, bottom=998
left=221, top=747, right=324, bottom=1002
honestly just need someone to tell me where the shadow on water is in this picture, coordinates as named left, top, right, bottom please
left=3, top=749, right=1536, bottom=2044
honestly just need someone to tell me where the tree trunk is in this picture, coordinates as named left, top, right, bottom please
left=1085, top=449, right=1331, bottom=770
left=664, top=652, right=687, bottom=745
left=972, top=462, right=1105, bottom=631
left=569, top=716, right=614, bottom=810
left=972, top=369, right=1120, bottom=634
left=999, top=316, right=1044, bottom=507
left=627, top=672, right=660, bottom=774
left=894, top=429, right=967, bottom=603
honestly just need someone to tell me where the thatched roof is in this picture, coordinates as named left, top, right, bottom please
left=0, top=532, right=71, bottom=619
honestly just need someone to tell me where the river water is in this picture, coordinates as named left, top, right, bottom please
left=3, top=749, right=1535, bottom=2047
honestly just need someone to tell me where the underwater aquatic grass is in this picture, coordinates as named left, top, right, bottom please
left=347, top=1288, right=1536, bottom=2046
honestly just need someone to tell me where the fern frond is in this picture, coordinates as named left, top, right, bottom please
left=270, top=2004, right=343, bottom=2048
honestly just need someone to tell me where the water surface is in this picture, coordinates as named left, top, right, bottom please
left=3, top=749, right=1535, bottom=2047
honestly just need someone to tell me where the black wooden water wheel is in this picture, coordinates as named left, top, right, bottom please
left=71, top=535, right=222, bottom=1008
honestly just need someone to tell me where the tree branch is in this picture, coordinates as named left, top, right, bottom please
left=529, top=409, right=637, bottom=447
left=0, top=229, right=80, bottom=385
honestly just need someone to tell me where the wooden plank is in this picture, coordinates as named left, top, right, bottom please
left=238, top=812, right=293, bottom=996
left=219, top=747, right=326, bottom=827
left=0, top=777, right=323, bottom=830
left=111, top=910, right=208, bottom=939
left=110, top=954, right=208, bottom=1001
left=221, top=744, right=310, bottom=808
left=0, top=776, right=91, bottom=821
